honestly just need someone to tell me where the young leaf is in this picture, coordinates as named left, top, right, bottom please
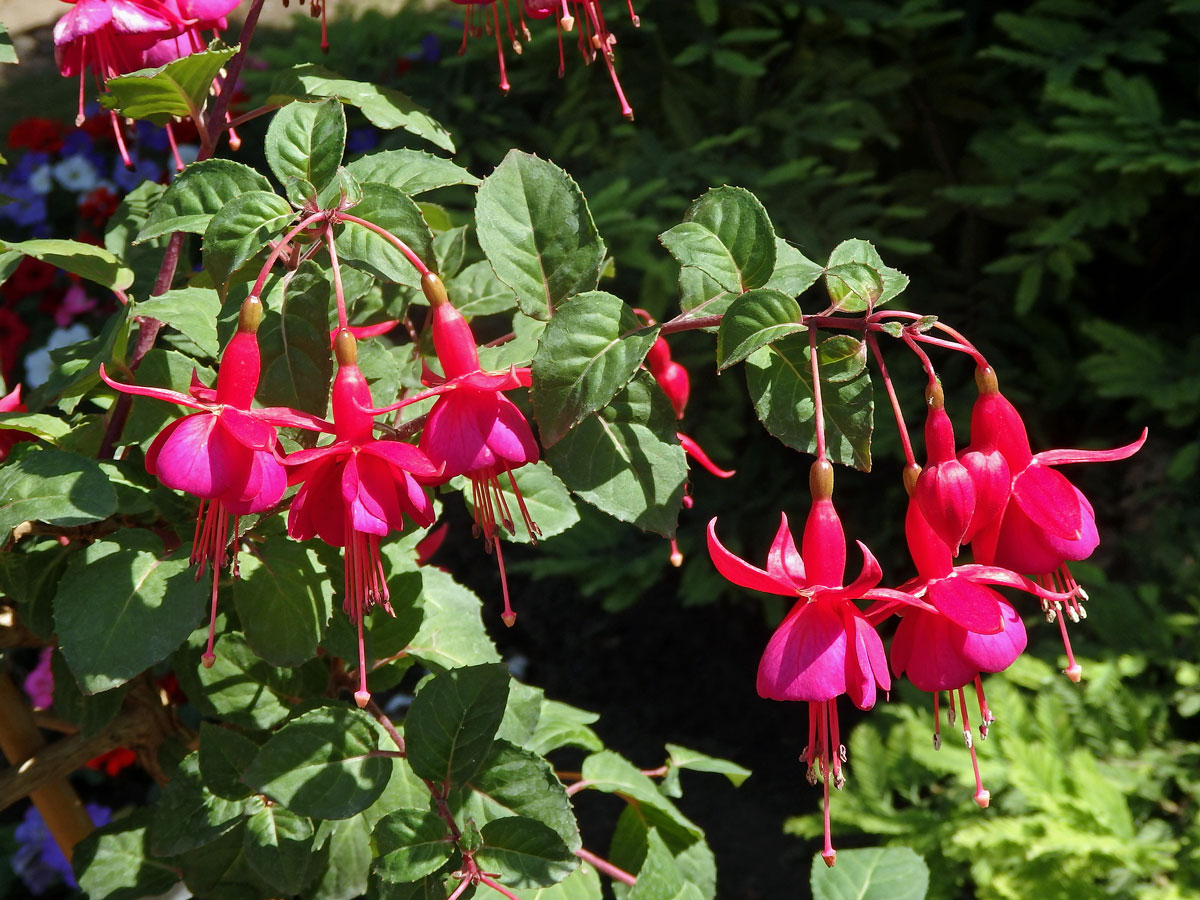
left=243, top=705, right=393, bottom=820
left=346, top=149, right=481, bottom=194
left=233, top=539, right=334, bottom=668
left=659, top=186, right=776, bottom=293
left=764, top=239, right=824, bottom=297
left=531, top=291, right=660, bottom=446
left=372, top=808, right=454, bottom=884
left=405, top=663, right=511, bottom=787
left=243, top=805, right=316, bottom=896
left=476, top=818, right=578, bottom=889
left=335, top=182, right=435, bottom=290
left=201, top=191, right=296, bottom=291
left=824, top=262, right=883, bottom=313
left=546, top=373, right=687, bottom=538
left=745, top=334, right=873, bottom=471
left=138, top=159, right=274, bottom=242
left=406, top=566, right=502, bottom=671
left=0, top=238, right=133, bottom=292
left=578, top=752, right=703, bottom=842
left=0, top=446, right=117, bottom=537
left=266, top=98, right=346, bottom=194
left=54, top=530, right=206, bottom=694
left=665, top=744, right=751, bottom=787
left=100, top=45, right=237, bottom=125
left=809, top=846, right=929, bottom=900
left=476, top=151, right=606, bottom=320
left=825, top=239, right=908, bottom=310
left=716, top=287, right=805, bottom=369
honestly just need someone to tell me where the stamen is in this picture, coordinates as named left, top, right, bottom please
left=110, top=111, right=133, bottom=169
left=494, top=538, right=516, bottom=627
left=932, top=693, right=942, bottom=749
left=957, top=688, right=990, bottom=807
left=491, top=2, right=511, bottom=93
left=818, top=701, right=836, bottom=866
left=202, top=564, right=219, bottom=668
left=668, top=538, right=683, bottom=567
left=1057, top=612, right=1082, bottom=682
left=626, top=0, right=640, bottom=26
left=503, top=462, right=540, bottom=541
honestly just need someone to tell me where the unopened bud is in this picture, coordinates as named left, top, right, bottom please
left=238, top=296, right=263, bottom=334
left=809, top=459, right=834, bottom=500
left=334, top=329, right=358, bottom=366
left=903, top=463, right=921, bottom=495
left=422, top=271, right=449, bottom=307
left=975, top=365, right=999, bottom=395
left=925, top=379, right=945, bottom=410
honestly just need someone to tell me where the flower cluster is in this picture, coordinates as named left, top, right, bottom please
left=708, top=330, right=1145, bottom=865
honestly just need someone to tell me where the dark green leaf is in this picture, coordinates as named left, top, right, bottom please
left=448, top=260, right=517, bottom=318
left=459, top=462, right=579, bottom=544
left=320, top=571, right=422, bottom=667
left=0, top=238, right=133, bottom=292
left=133, top=287, right=222, bottom=358
left=745, top=334, right=873, bottom=471
left=74, top=812, right=181, bottom=900
left=202, top=191, right=296, bottom=292
left=138, top=159, right=274, bottom=242
left=199, top=723, right=262, bottom=801
left=244, top=805, right=315, bottom=895
left=476, top=151, right=606, bottom=320
left=49, top=653, right=125, bottom=738
left=266, top=99, right=346, bottom=193
left=234, top=539, right=333, bottom=667
left=678, top=266, right=732, bottom=321
left=476, top=818, right=577, bottom=889
left=101, top=45, right=237, bottom=125
left=335, top=182, right=435, bottom=289
left=531, top=291, right=659, bottom=446
left=809, top=846, right=929, bottom=900
left=546, top=373, right=687, bottom=537
left=104, top=181, right=168, bottom=296
left=764, top=239, right=824, bottom=297
left=464, top=740, right=581, bottom=853
left=178, top=821, right=274, bottom=900
left=346, top=149, right=481, bottom=194
left=244, top=705, right=392, bottom=819
left=0, top=446, right=117, bottom=536
left=660, top=186, right=775, bottom=293
left=185, top=631, right=301, bottom=730
left=406, top=663, right=510, bottom=786
left=309, top=815, right=371, bottom=900
left=54, top=530, right=205, bottom=693
left=256, top=262, right=334, bottom=417
left=151, top=753, right=245, bottom=856
left=579, top=752, right=702, bottom=841
left=372, top=808, right=454, bottom=884
left=406, top=567, right=501, bottom=671
left=39, top=304, right=131, bottom=414
left=716, top=288, right=805, bottom=369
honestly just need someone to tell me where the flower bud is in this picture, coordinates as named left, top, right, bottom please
left=916, top=401, right=976, bottom=553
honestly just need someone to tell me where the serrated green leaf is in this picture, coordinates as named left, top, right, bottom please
left=765, top=239, right=824, bottom=297
left=809, top=846, right=929, bottom=900
left=678, top=266, right=732, bottom=321
left=448, top=260, right=517, bottom=318
left=244, top=805, right=315, bottom=895
left=531, top=291, right=659, bottom=446
left=372, top=808, right=454, bottom=884
left=476, top=151, right=606, bottom=320
left=660, top=186, right=776, bottom=293
left=316, top=166, right=363, bottom=211
left=0, top=412, right=70, bottom=441
left=825, top=239, right=907, bottom=310
left=407, top=566, right=501, bottom=671
left=101, top=45, right=236, bottom=125
left=824, top=262, right=883, bottom=312
left=0, top=238, right=133, bottom=292
left=49, top=652, right=125, bottom=737
left=185, top=631, right=301, bottom=730
left=336, top=182, right=435, bottom=289
left=716, top=287, right=805, bottom=369
left=406, top=663, right=510, bottom=786
left=310, top=815, right=371, bottom=900
left=199, top=723, right=262, bottom=801
left=256, top=261, right=334, bottom=417
left=476, top=817, right=577, bottom=889
left=579, top=752, right=702, bottom=841
left=665, top=744, right=751, bottom=787
left=151, top=752, right=245, bottom=856
left=526, top=699, right=603, bottom=756
left=233, top=539, right=333, bottom=667
left=266, top=99, right=346, bottom=193
left=745, top=334, right=873, bottom=470
left=202, top=191, right=296, bottom=291
left=546, top=373, right=686, bottom=537
left=133, top=286, right=222, bottom=358
left=54, top=529, right=205, bottom=693
left=138, top=159, right=274, bottom=242
left=74, top=812, right=181, bottom=900
left=244, top=705, right=392, bottom=819
left=270, top=63, right=454, bottom=151
left=346, top=149, right=481, bottom=194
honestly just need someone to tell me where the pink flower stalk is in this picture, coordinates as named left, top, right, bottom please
left=453, top=0, right=521, bottom=94
left=0, top=384, right=36, bottom=462
left=707, top=460, right=926, bottom=867
left=915, top=381, right=975, bottom=554
left=99, top=297, right=323, bottom=665
left=964, top=367, right=1146, bottom=680
left=284, top=330, right=438, bottom=707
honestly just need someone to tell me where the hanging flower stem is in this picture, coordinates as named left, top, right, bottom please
left=865, top=333, right=917, bottom=468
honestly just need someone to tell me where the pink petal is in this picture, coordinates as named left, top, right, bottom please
left=959, top=447, right=1011, bottom=545
left=892, top=611, right=978, bottom=692
left=0, top=384, right=22, bottom=412
left=218, top=406, right=277, bottom=451
left=189, top=369, right=218, bottom=402
left=283, top=441, right=346, bottom=470
left=289, top=458, right=347, bottom=547
left=905, top=498, right=953, bottom=579
left=916, top=459, right=976, bottom=552
left=925, top=577, right=1003, bottom=635
left=420, top=391, right=498, bottom=477
left=54, top=0, right=114, bottom=45
left=766, top=512, right=805, bottom=587
left=361, top=439, right=441, bottom=480
left=224, top=449, right=286, bottom=514
left=1034, top=428, right=1147, bottom=467
left=988, top=491, right=1098, bottom=575
left=958, top=599, right=1026, bottom=674
left=154, top=412, right=250, bottom=499
left=341, top=454, right=389, bottom=536
left=483, top=394, right=539, bottom=467
left=109, top=0, right=177, bottom=34
left=756, top=601, right=846, bottom=702
left=1012, top=463, right=1083, bottom=540
left=842, top=606, right=888, bottom=710
left=706, top=519, right=792, bottom=596
left=253, top=407, right=332, bottom=432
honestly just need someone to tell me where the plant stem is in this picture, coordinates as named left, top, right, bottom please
left=337, top=214, right=432, bottom=278
left=809, top=326, right=828, bottom=461
left=865, top=333, right=916, bottom=468
left=576, top=847, right=637, bottom=886
left=325, top=222, right=349, bottom=330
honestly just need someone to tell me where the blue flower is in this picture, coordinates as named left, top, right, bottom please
left=12, top=803, right=112, bottom=894
left=346, top=126, right=381, bottom=154
left=112, top=155, right=162, bottom=192
left=134, top=120, right=171, bottom=152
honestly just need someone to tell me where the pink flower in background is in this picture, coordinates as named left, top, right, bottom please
left=22, top=648, right=55, bottom=711
left=0, top=384, right=35, bottom=461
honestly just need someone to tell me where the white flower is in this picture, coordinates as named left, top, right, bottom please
left=53, top=154, right=99, bottom=192
left=24, top=323, right=92, bottom=389
left=28, top=163, right=53, bottom=195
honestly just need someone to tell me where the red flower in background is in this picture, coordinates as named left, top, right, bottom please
left=8, top=118, right=66, bottom=154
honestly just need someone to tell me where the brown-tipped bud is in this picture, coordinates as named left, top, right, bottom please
left=238, top=296, right=263, bottom=334
left=902, top=462, right=921, bottom=495
left=975, top=365, right=999, bottom=395
left=334, top=329, right=358, bottom=366
left=422, top=271, right=449, bottom=308
left=809, top=459, right=834, bottom=500
left=925, top=380, right=945, bottom=410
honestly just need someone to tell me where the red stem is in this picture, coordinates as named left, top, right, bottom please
left=808, top=326, right=827, bottom=461
left=865, top=332, right=916, bottom=468
left=576, top=847, right=637, bottom=886
left=337, top=213, right=432, bottom=278
left=325, top=222, right=349, bottom=330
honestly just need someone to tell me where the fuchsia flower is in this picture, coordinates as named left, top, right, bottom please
left=0, top=385, right=36, bottom=462
left=915, top=382, right=975, bottom=554
left=708, top=460, right=925, bottom=866
left=285, top=329, right=439, bottom=707
left=100, top=297, right=323, bottom=665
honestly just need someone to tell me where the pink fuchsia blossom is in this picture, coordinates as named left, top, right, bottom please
left=915, top=381, right=975, bottom=554
left=285, top=330, right=438, bottom=708
left=0, top=384, right=36, bottom=462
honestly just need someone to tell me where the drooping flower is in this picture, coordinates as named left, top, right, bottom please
left=99, top=297, right=323, bottom=664
left=915, top=381, right=975, bottom=554
left=285, top=329, right=438, bottom=707
left=708, top=460, right=926, bottom=866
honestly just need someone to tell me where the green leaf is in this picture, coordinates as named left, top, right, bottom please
left=346, top=149, right=481, bottom=194
left=665, top=744, right=751, bottom=787
left=133, top=287, right=222, bottom=358
left=139, top=159, right=275, bottom=242
left=234, top=539, right=333, bottom=667
left=243, top=705, right=392, bottom=819
left=266, top=99, right=346, bottom=193
left=825, top=239, right=908, bottom=311
left=335, top=182, right=435, bottom=289
left=764, top=239, right=824, bottom=297
left=53, top=530, right=205, bottom=693
left=49, top=653, right=125, bottom=737
left=104, top=181, right=168, bottom=296
left=809, top=846, right=929, bottom=900
left=627, top=830, right=701, bottom=900
left=406, top=663, right=510, bottom=786
left=199, top=723, right=262, bottom=801
left=678, top=266, right=733, bottom=321
left=407, top=566, right=502, bottom=671
left=244, top=805, right=316, bottom=895
left=526, top=699, right=603, bottom=756
left=579, top=752, right=702, bottom=841
left=463, top=740, right=581, bottom=853
left=476, top=151, right=606, bottom=320
left=531, top=291, right=659, bottom=446
left=659, top=186, right=776, bottom=293
left=270, top=63, right=454, bottom=152
left=74, top=812, right=181, bottom=900
left=372, top=808, right=454, bottom=884
left=546, top=373, right=687, bottom=537
left=448, top=260, right=517, bottom=318
left=202, top=191, right=296, bottom=292
left=745, top=334, right=873, bottom=471
left=310, top=815, right=371, bottom=900
left=609, top=809, right=713, bottom=900
left=185, top=631, right=301, bottom=730
left=316, top=166, right=363, bottom=211
left=459, top=462, right=579, bottom=544
left=0, top=24, right=18, bottom=64
left=151, top=753, right=245, bottom=856
left=255, top=262, right=334, bottom=417
left=178, top=821, right=274, bottom=899
left=716, top=288, right=805, bottom=369
left=38, top=304, right=131, bottom=414
left=0, top=412, right=70, bottom=441
left=0, top=238, right=133, bottom=292
left=476, top=817, right=578, bottom=889
left=101, top=45, right=237, bottom=125
left=510, top=864, right=603, bottom=900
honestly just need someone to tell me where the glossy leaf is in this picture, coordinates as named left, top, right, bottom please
left=716, top=287, right=805, bottom=369
left=677, top=266, right=732, bottom=321
left=406, top=566, right=502, bottom=671
left=825, top=239, right=908, bottom=310
left=372, top=808, right=454, bottom=884
left=201, top=191, right=296, bottom=291
left=809, top=846, right=929, bottom=900
left=199, top=723, right=262, bottom=801
left=476, top=817, right=578, bottom=889
left=150, top=753, right=244, bottom=856
left=448, top=260, right=518, bottom=318
left=406, top=663, right=510, bottom=786
left=579, top=751, right=703, bottom=841
left=0, top=446, right=117, bottom=537
left=659, top=186, right=775, bottom=293
left=133, top=287, right=222, bottom=358
left=101, top=45, right=236, bottom=125
left=531, top=291, right=659, bottom=446
left=335, top=182, right=435, bottom=289
left=49, top=653, right=125, bottom=738
left=186, top=631, right=302, bottom=730
left=665, top=744, right=751, bottom=787
left=764, top=239, right=824, bottom=297
left=0, top=412, right=69, bottom=441
left=244, top=805, right=316, bottom=896
left=0, top=238, right=133, bottom=292
left=310, top=815, right=371, bottom=900
left=627, top=830, right=703, bottom=900
left=824, top=262, right=884, bottom=313
left=234, top=539, right=334, bottom=667
left=74, top=813, right=181, bottom=900
left=138, top=159, right=274, bottom=241
left=266, top=98, right=346, bottom=193
left=547, top=373, right=687, bottom=538
left=346, top=149, right=481, bottom=194
left=526, top=699, right=603, bottom=756
left=476, top=151, right=606, bottom=320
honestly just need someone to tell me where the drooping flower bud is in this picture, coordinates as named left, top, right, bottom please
left=214, top=297, right=264, bottom=408
left=915, top=381, right=976, bottom=554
